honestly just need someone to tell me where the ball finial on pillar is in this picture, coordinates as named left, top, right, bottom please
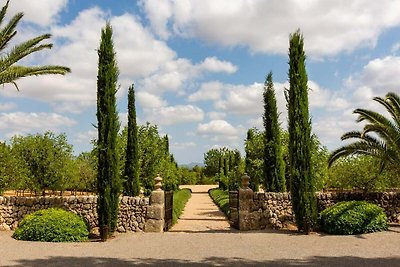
left=241, top=173, right=250, bottom=189
left=154, top=174, right=162, bottom=191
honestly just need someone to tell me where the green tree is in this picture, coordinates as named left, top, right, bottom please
left=123, top=84, right=140, bottom=196
left=245, top=128, right=262, bottom=191
left=96, top=23, right=120, bottom=240
left=0, top=1, right=70, bottom=89
left=0, top=142, right=29, bottom=195
left=286, top=29, right=317, bottom=233
left=11, top=132, right=74, bottom=196
left=263, top=72, right=286, bottom=192
left=328, top=92, right=400, bottom=174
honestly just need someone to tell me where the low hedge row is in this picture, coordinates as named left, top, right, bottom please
left=172, top=188, right=192, bottom=225
left=208, top=188, right=230, bottom=217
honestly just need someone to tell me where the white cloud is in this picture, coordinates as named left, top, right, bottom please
left=198, top=57, right=238, bottom=73
left=145, top=105, right=204, bottom=125
left=197, top=120, right=238, bottom=136
left=74, top=130, right=97, bottom=144
left=143, top=0, right=400, bottom=57
left=207, top=111, right=226, bottom=120
left=137, top=92, right=167, bottom=108
left=170, top=142, right=196, bottom=150
left=0, top=102, right=17, bottom=111
left=391, top=43, right=400, bottom=54
left=8, top=0, right=67, bottom=27
left=215, top=83, right=264, bottom=115
left=188, top=81, right=224, bottom=102
left=0, top=112, right=76, bottom=138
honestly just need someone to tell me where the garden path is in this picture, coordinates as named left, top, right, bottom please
left=170, top=185, right=232, bottom=233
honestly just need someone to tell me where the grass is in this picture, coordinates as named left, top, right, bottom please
left=172, top=188, right=192, bottom=225
left=209, top=188, right=230, bottom=218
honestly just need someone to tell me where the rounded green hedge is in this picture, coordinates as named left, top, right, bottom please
left=319, top=201, right=388, bottom=235
left=12, top=208, right=89, bottom=242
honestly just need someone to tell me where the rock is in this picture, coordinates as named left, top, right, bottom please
left=0, top=223, right=11, bottom=231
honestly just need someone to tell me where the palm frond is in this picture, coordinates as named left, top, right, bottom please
left=0, top=11, right=23, bottom=51
left=0, top=0, right=10, bottom=26
left=0, top=65, right=70, bottom=87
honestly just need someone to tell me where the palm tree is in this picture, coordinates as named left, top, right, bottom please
left=0, top=0, right=70, bottom=90
left=328, top=92, right=400, bottom=173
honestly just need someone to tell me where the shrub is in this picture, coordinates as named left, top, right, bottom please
left=209, top=188, right=230, bottom=217
left=173, top=188, right=192, bottom=225
left=319, top=201, right=388, bottom=235
left=12, top=208, right=89, bottom=242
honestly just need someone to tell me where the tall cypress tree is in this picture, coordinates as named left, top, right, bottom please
left=96, top=23, right=120, bottom=240
left=287, top=29, right=317, bottom=233
left=263, top=72, right=285, bottom=192
left=123, top=84, right=140, bottom=197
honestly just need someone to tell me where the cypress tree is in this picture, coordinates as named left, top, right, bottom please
left=96, top=23, right=120, bottom=240
left=123, top=84, right=140, bottom=197
left=263, top=72, right=286, bottom=192
left=287, top=29, right=317, bottom=233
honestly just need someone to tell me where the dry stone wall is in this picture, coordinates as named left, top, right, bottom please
left=0, top=195, right=149, bottom=232
left=231, top=190, right=400, bottom=230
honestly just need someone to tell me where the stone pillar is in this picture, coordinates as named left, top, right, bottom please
left=144, top=175, right=165, bottom=232
left=238, top=173, right=259, bottom=230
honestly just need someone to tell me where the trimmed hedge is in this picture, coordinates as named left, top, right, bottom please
left=209, top=188, right=230, bottom=217
left=319, top=201, right=388, bottom=235
left=12, top=208, right=89, bottom=242
left=172, top=188, right=191, bottom=225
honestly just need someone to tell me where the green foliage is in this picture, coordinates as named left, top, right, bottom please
left=172, top=188, right=192, bottom=225
left=327, top=155, right=400, bottom=191
left=0, top=142, right=29, bottom=195
left=123, top=84, right=140, bottom=196
left=10, top=132, right=75, bottom=195
left=209, top=188, right=230, bottom=217
left=74, top=152, right=97, bottom=193
left=96, top=23, right=121, bottom=239
left=245, top=128, right=263, bottom=191
left=329, top=92, right=400, bottom=177
left=0, top=0, right=70, bottom=89
left=319, top=201, right=388, bottom=235
left=118, top=122, right=180, bottom=194
left=209, top=148, right=243, bottom=191
left=12, top=208, right=89, bottom=242
left=263, top=72, right=286, bottom=192
left=287, top=29, right=317, bottom=233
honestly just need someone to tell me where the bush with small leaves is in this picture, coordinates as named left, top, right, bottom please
left=319, top=201, right=388, bottom=235
left=12, top=208, right=89, bottom=242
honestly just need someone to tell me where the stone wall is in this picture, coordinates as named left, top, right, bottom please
left=231, top=190, right=400, bottom=230
left=0, top=195, right=149, bottom=232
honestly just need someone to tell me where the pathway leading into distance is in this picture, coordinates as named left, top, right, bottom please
left=170, top=185, right=232, bottom=233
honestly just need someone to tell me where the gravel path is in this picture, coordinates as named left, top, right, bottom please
left=1, top=185, right=399, bottom=266
left=170, top=185, right=231, bottom=233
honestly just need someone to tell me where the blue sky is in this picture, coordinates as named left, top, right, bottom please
left=1, top=0, right=400, bottom=164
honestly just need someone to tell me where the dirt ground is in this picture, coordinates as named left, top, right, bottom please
left=170, top=185, right=231, bottom=233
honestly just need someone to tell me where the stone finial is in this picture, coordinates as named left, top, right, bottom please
left=241, top=173, right=250, bottom=189
left=154, top=175, right=162, bottom=191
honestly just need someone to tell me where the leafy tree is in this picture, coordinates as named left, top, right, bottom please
left=123, top=84, right=140, bottom=196
left=204, top=148, right=222, bottom=177
left=96, top=23, right=120, bottom=240
left=286, top=29, right=317, bottom=233
left=0, top=142, right=28, bottom=195
left=245, top=128, right=263, bottom=191
left=328, top=92, right=400, bottom=174
left=0, top=0, right=70, bottom=89
left=74, top=153, right=97, bottom=193
left=10, top=132, right=74, bottom=195
left=263, top=72, right=285, bottom=192
left=327, top=155, right=400, bottom=191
